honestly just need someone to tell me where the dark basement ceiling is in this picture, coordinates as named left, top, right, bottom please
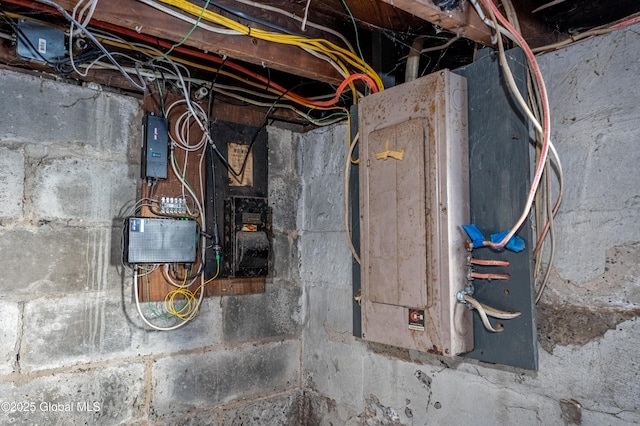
left=0, top=0, right=638, bottom=94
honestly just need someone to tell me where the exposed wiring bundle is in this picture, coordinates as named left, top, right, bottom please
left=127, top=96, right=222, bottom=331
left=0, top=0, right=389, bottom=331
left=459, top=0, right=564, bottom=314
left=1, top=0, right=382, bottom=118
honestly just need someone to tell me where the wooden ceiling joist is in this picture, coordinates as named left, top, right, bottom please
left=21, top=0, right=345, bottom=84
left=378, top=0, right=493, bottom=45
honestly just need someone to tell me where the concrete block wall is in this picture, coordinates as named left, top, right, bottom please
left=0, top=68, right=304, bottom=425
left=298, top=24, right=640, bottom=425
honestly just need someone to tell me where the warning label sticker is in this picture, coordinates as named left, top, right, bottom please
left=408, top=308, right=425, bottom=331
left=228, top=142, right=253, bottom=187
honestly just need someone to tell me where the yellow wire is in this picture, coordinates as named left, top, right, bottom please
left=163, top=259, right=220, bottom=319
left=202, top=259, right=220, bottom=285
left=156, top=0, right=384, bottom=91
left=98, top=37, right=347, bottom=112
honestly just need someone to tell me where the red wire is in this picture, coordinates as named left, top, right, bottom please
left=3, top=0, right=373, bottom=108
left=612, top=15, right=640, bottom=29
left=479, top=0, right=551, bottom=250
left=304, top=73, right=379, bottom=107
left=86, top=21, right=341, bottom=107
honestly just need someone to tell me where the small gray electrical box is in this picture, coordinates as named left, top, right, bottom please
left=142, top=114, right=168, bottom=179
left=126, top=217, right=197, bottom=264
left=16, top=19, right=66, bottom=63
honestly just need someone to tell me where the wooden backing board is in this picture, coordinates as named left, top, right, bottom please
left=42, top=0, right=344, bottom=84
left=137, top=91, right=264, bottom=302
left=378, top=0, right=493, bottom=45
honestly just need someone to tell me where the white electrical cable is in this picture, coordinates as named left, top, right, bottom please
left=487, top=1, right=565, bottom=257
left=490, top=11, right=565, bottom=204
left=34, top=0, right=146, bottom=90
left=229, top=0, right=356, bottom=53
left=535, top=164, right=555, bottom=304
left=166, top=100, right=208, bottom=151
left=170, top=150, right=204, bottom=220
left=80, top=62, right=347, bottom=125
left=138, top=0, right=354, bottom=89
left=137, top=0, right=241, bottom=35
left=69, top=0, right=99, bottom=77
left=463, top=294, right=521, bottom=333
left=345, top=132, right=361, bottom=265
left=469, top=0, right=518, bottom=44
left=468, top=0, right=553, bottom=250
left=134, top=265, right=202, bottom=330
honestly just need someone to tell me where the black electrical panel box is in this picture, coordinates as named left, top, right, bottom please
left=224, top=197, right=269, bottom=276
left=142, top=114, right=168, bottom=179
left=125, top=217, right=197, bottom=264
left=205, top=120, right=270, bottom=279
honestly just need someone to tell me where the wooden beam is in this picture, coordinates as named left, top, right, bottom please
left=378, top=0, right=493, bottom=45
left=18, top=0, right=344, bottom=84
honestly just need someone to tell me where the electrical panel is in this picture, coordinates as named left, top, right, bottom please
left=223, top=196, right=270, bottom=276
left=126, top=217, right=197, bottom=264
left=142, top=114, right=169, bottom=179
left=206, top=120, right=270, bottom=278
left=358, top=70, right=472, bottom=356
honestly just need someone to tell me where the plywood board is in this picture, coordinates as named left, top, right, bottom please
left=136, top=92, right=265, bottom=302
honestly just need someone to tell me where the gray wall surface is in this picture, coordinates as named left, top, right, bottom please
left=0, top=69, right=304, bottom=425
left=299, top=23, right=640, bottom=425
left=0, top=19, right=638, bottom=426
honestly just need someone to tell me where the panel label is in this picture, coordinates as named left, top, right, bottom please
left=408, top=308, right=425, bottom=331
left=228, top=142, right=253, bottom=187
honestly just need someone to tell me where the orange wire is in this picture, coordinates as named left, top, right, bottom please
left=471, top=272, right=511, bottom=280
left=479, top=0, right=551, bottom=250
left=470, top=258, right=510, bottom=267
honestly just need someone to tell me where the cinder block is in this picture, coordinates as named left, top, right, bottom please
left=300, top=173, right=343, bottom=232
left=0, top=226, right=123, bottom=297
left=130, top=298, right=223, bottom=355
left=219, top=391, right=303, bottom=425
left=270, top=232, right=300, bottom=283
left=0, top=147, right=24, bottom=220
left=21, top=296, right=133, bottom=372
left=267, top=127, right=296, bottom=178
left=0, top=363, right=145, bottom=425
left=305, top=284, right=351, bottom=339
left=156, top=411, right=219, bottom=426
left=0, top=68, right=140, bottom=158
left=0, top=302, right=20, bottom=375
left=299, top=125, right=347, bottom=181
left=30, top=158, right=137, bottom=222
left=269, top=175, right=300, bottom=233
left=299, top=231, right=351, bottom=285
left=302, top=391, right=359, bottom=425
left=535, top=27, right=640, bottom=287
left=151, top=340, right=300, bottom=420
left=302, top=338, right=365, bottom=410
left=223, top=284, right=303, bottom=343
